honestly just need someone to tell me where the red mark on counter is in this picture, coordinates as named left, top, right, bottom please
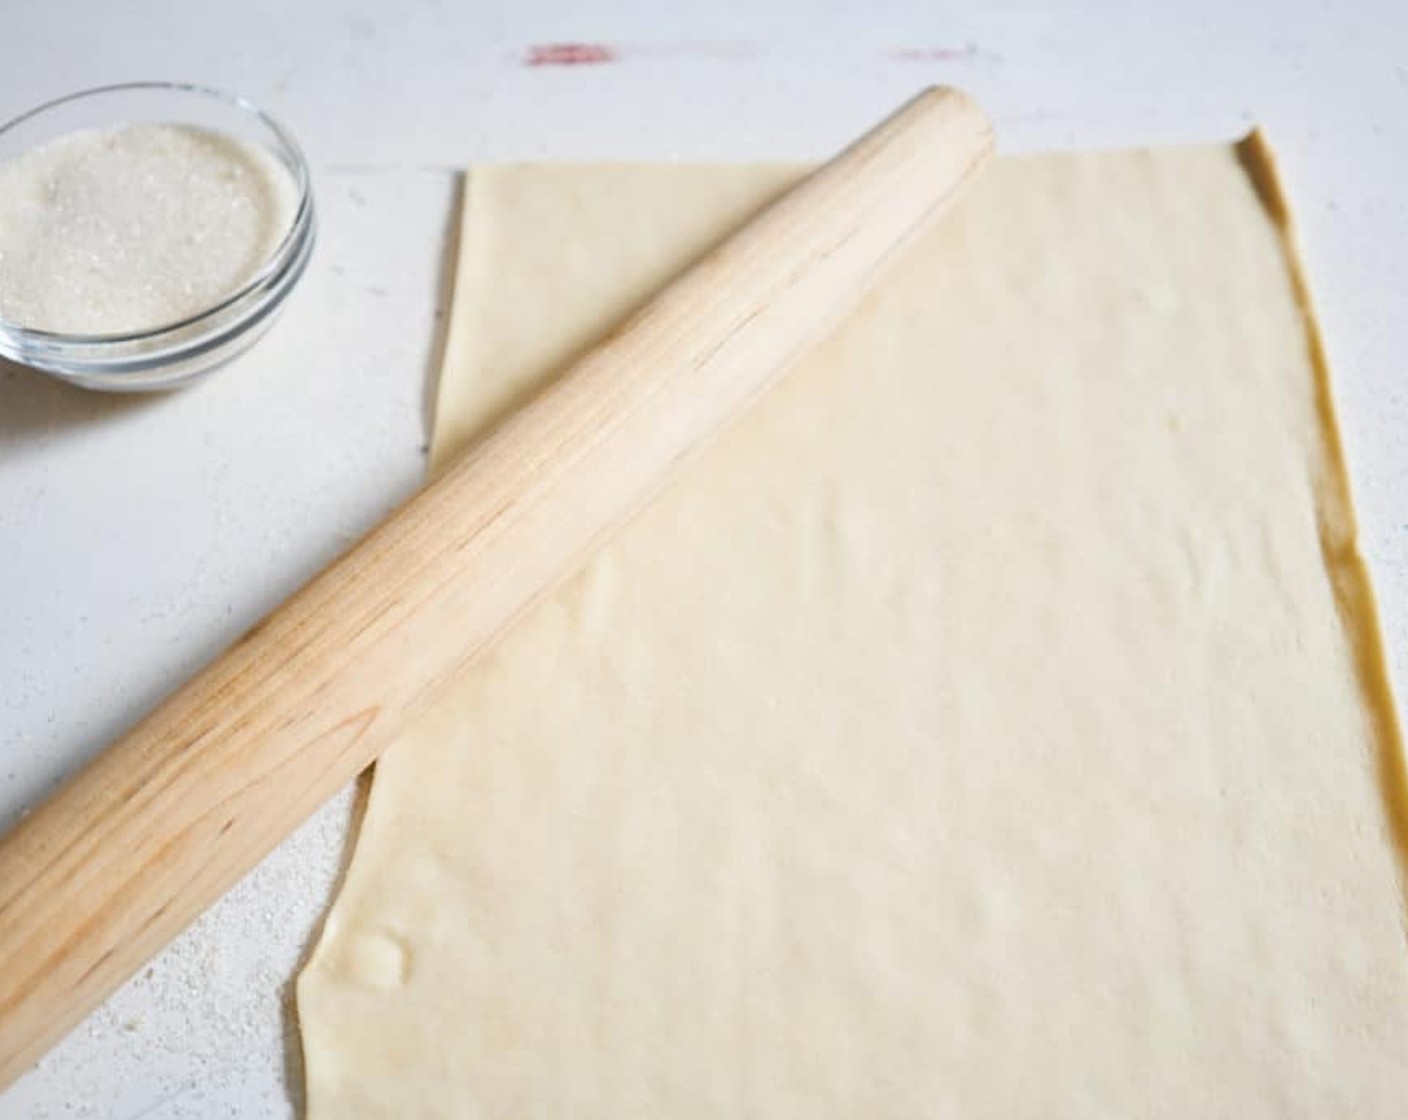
left=524, top=43, right=619, bottom=67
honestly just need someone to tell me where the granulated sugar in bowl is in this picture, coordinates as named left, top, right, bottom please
left=0, top=83, right=315, bottom=391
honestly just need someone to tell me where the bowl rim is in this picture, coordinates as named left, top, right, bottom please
left=0, top=80, right=314, bottom=345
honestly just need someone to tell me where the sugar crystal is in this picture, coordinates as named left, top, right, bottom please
left=0, top=123, right=298, bottom=334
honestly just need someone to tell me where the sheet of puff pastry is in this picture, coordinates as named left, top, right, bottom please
left=298, top=141, right=1408, bottom=1118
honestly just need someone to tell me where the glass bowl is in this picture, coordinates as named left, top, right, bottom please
left=0, top=82, right=315, bottom=391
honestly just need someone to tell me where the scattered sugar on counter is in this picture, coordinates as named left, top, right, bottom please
left=0, top=123, right=297, bottom=334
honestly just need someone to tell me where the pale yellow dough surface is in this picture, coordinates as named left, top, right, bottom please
left=298, top=147, right=1408, bottom=1117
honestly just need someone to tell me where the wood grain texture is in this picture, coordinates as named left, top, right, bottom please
left=0, top=85, right=992, bottom=1089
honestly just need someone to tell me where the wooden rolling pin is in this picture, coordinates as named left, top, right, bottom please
left=0, top=85, right=992, bottom=1088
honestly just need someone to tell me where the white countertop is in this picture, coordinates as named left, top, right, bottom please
left=4, top=1, right=1407, bottom=1115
